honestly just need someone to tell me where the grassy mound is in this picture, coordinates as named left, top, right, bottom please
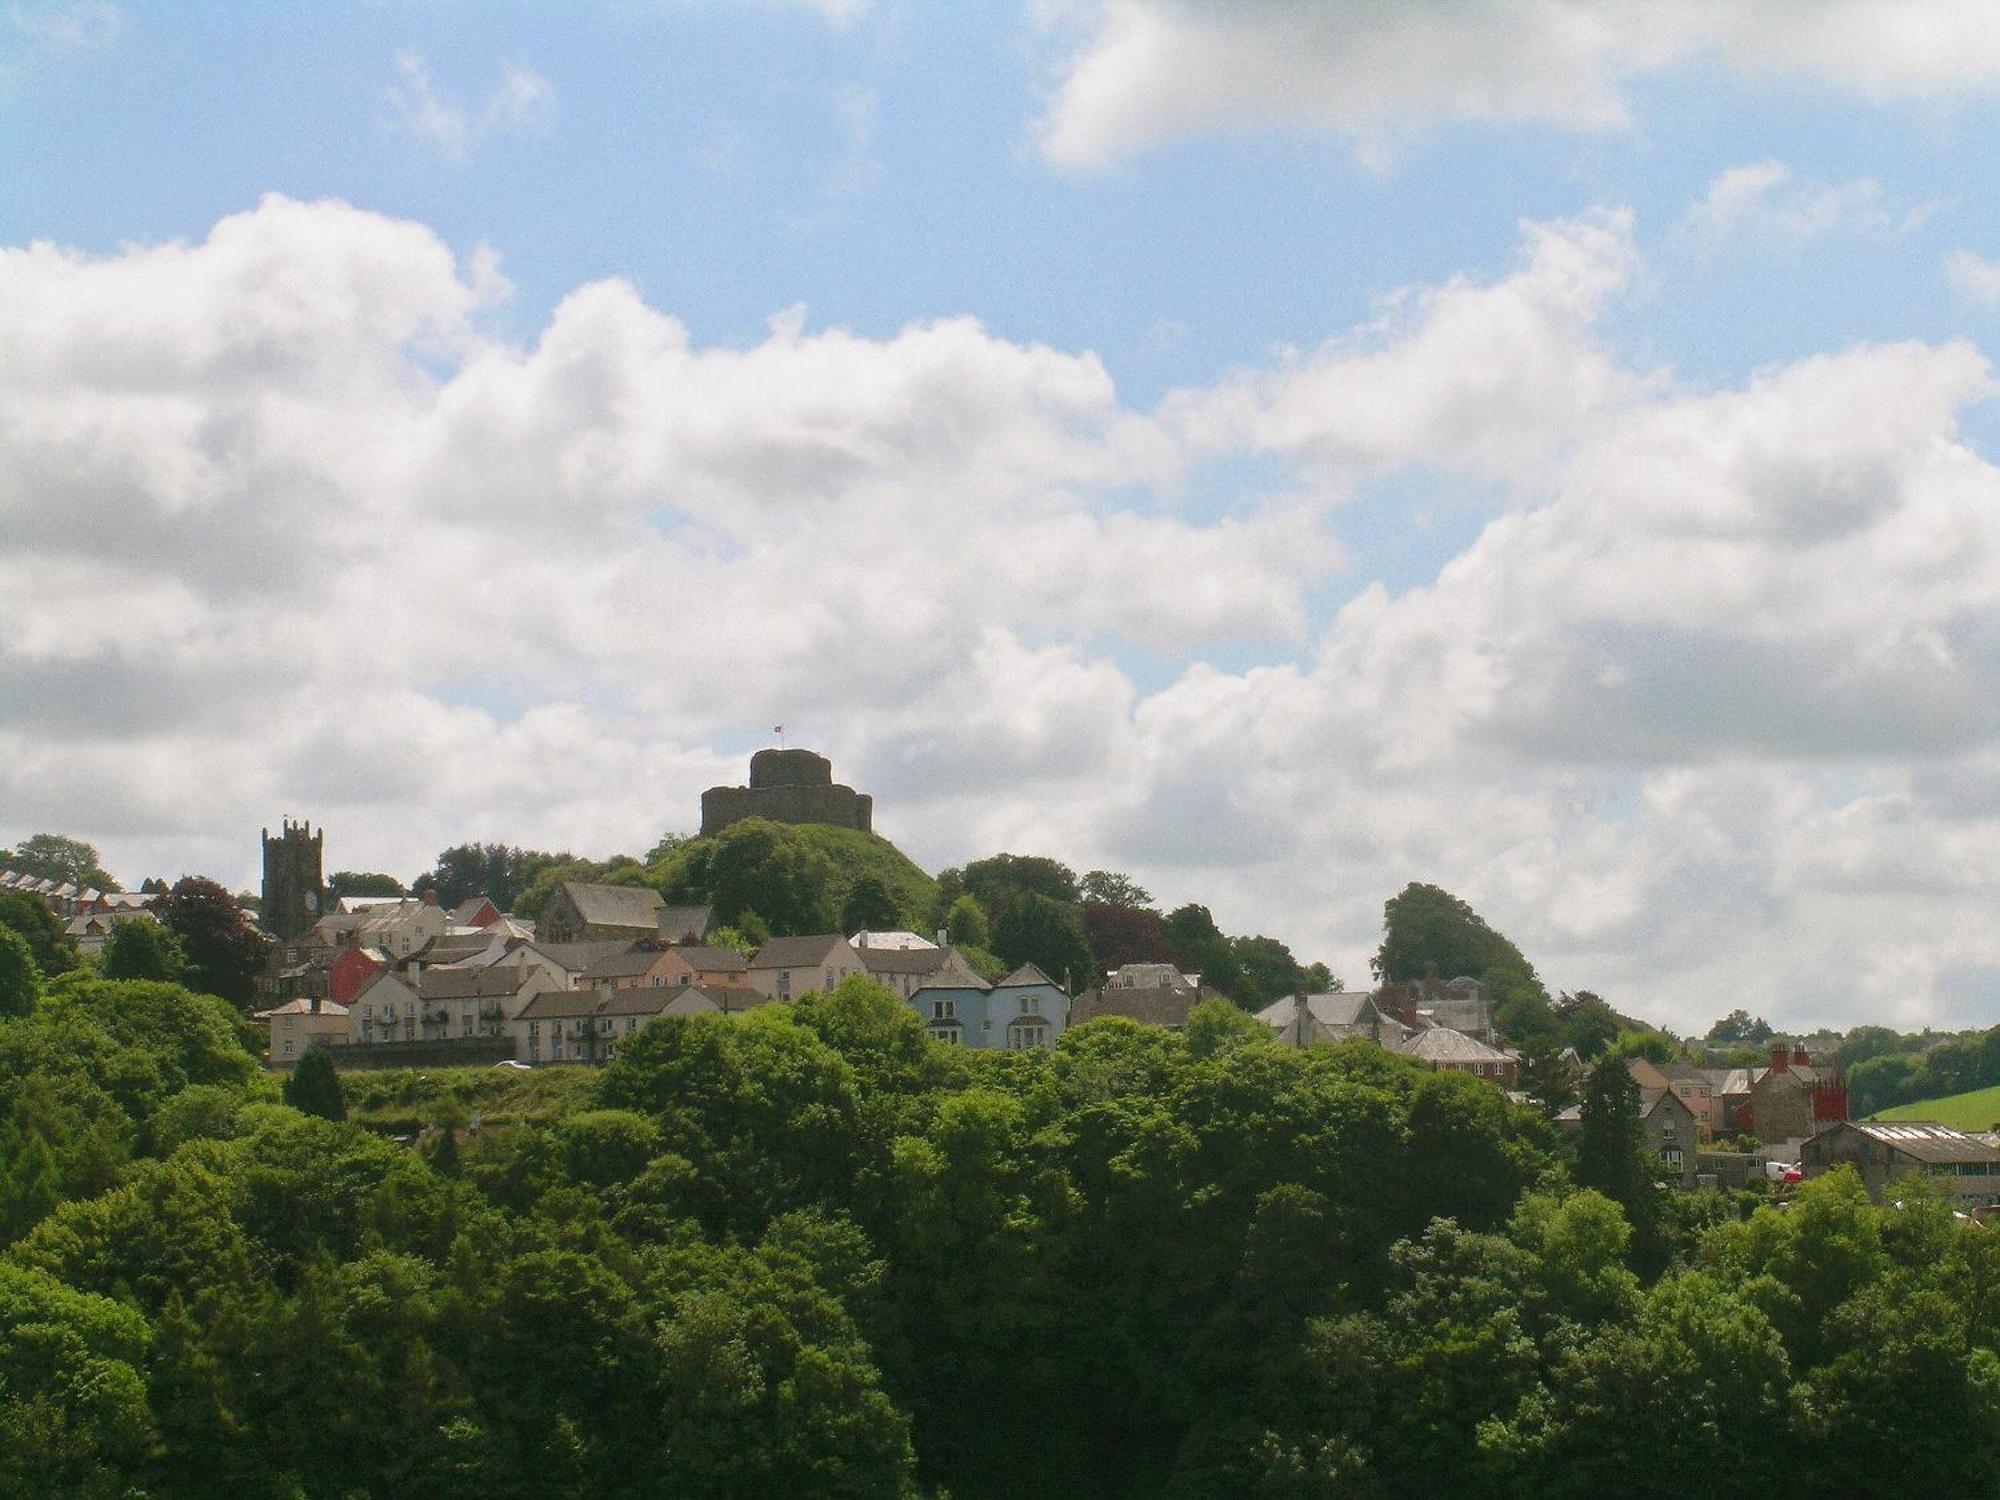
left=651, top=820, right=938, bottom=934
left=1875, top=1083, right=2000, bottom=1133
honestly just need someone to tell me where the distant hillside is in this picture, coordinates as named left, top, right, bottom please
left=650, top=820, right=938, bottom=936
left=1876, top=1084, right=2000, bottom=1133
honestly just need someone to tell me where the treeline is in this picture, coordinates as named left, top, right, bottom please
left=1842, top=1023, right=2000, bottom=1117
left=3, top=942, right=2000, bottom=1496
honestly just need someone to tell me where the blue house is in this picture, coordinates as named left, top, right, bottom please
left=907, top=963, right=1069, bottom=1050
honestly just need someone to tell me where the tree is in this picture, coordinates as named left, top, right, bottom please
left=327, top=871, right=404, bottom=899
left=1517, top=1034, right=1578, bottom=1118
left=1705, top=1008, right=1773, bottom=1045
left=419, top=842, right=572, bottom=912
left=992, top=893, right=1094, bottom=993
left=942, top=893, right=990, bottom=951
left=840, top=874, right=902, bottom=934
left=1576, top=1056, right=1663, bottom=1270
left=157, top=877, right=267, bottom=1011
left=1078, top=900, right=1174, bottom=977
left=1555, top=991, right=1621, bottom=1060
left=282, top=1046, right=346, bottom=1122
left=1230, top=934, right=1315, bottom=1005
left=100, top=920, right=186, bottom=983
left=1162, top=904, right=1246, bottom=1003
left=0, top=926, right=37, bottom=1019
left=6, top=833, right=118, bottom=891
left=957, top=854, right=1079, bottom=916
left=1079, top=870, right=1153, bottom=909
left=1373, top=882, right=1542, bottom=993
left=0, top=889, right=77, bottom=976
left=669, top=819, right=838, bottom=936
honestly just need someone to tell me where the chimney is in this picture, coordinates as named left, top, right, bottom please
left=1770, top=1041, right=1789, bottom=1074
left=1292, top=989, right=1310, bottom=1047
left=936, top=927, right=948, bottom=949
left=1793, top=1043, right=1810, bottom=1069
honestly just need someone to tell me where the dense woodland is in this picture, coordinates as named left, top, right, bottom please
left=3, top=932, right=2000, bottom=1496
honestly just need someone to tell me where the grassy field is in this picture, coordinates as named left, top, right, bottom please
left=1875, top=1083, right=2000, bottom=1133
left=341, top=1064, right=598, bottom=1133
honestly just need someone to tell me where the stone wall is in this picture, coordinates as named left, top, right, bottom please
left=699, top=747, right=874, bottom=836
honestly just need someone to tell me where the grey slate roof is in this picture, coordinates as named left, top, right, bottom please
left=579, top=950, right=671, bottom=981
left=996, top=962, right=1058, bottom=989
left=416, top=966, right=537, bottom=1000
left=534, top=940, right=641, bottom=974
left=749, top=934, right=851, bottom=969
left=671, top=945, right=749, bottom=973
left=1835, top=1121, right=2000, bottom=1165
left=656, top=904, right=714, bottom=941
left=560, top=882, right=666, bottom=931
left=1070, top=984, right=1217, bottom=1028
left=1401, top=1027, right=1512, bottom=1065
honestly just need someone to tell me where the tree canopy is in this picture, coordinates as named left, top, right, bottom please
left=4, top=833, right=119, bottom=891
left=155, top=878, right=267, bottom=1011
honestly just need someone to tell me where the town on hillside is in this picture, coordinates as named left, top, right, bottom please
left=7, top=747, right=2000, bottom=1218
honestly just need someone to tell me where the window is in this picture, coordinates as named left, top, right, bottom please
left=1020, top=994, right=1041, bottom=1015
left=461, top=1014, right=473, bottom=1037
left=403, top=1019, right=415, bottom=1041
left=652, top=974, right=664, bottom=987
left=282, top=1038, right=295, bottom=1057
left=778, top=972, right=791, bottom=999
left=927, top=1025, right=962, bottom=1044
left=626, top=1017, right=637, bottom=1033
left=1009, top=1021, right=1051, bottom=1050
left=931, top=998, right=956, bottom=1021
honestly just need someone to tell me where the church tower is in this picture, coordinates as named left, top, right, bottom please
left=261, top=818, right=325, bottom=941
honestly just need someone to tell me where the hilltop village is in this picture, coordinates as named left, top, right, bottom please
left=11, top=745, right=2000, bottom=1218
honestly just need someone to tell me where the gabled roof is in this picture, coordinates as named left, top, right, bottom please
left=580, top=949, right=673, bottom=981
left=559, top=882, right=666, bottom=931
left=656, top=904, right=714, bottom=942
left=996, top=962, right=1058, bottom=990
left=671, top=945, right=749, bottom=973
left=1825, top=1120, right=2000, bottom=1165
left=518, top=985, right=675, bottom=1021
left=1401, top=1027, right=1512, bottom=1065
left=1071, top=984, right=1212, bottom=1028
left=534, top=939, right=642, bottom=974
left=857, top=945, right=956, bottom=976
left=749, top=934, right=853, bottom=970
left=416, top=966, right=537, bottom=1000
left=851, top=930, right=938, bottom=951
left=254, top=998, right=350, bottom=1019
left=1254, top=991, right=1383, bottom=1030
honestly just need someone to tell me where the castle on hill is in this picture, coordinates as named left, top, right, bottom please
left=700, top=748, right=873, bottom=837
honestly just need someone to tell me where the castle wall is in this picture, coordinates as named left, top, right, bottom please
left=700, top=782, right=873, bottom=837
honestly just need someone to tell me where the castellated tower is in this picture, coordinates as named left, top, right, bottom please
left=261, top=818, right=325, bottom=941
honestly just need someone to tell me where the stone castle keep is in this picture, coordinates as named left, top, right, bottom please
left=700, top=749, right=873, bottom=837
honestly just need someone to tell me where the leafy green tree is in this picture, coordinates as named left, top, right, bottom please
left=942, top=892, right=990, bottom=950
left=0, top=1262, right=155, bottom=1494
left=1231, top=934, right=1314, bottom=1004
left=1554, top=990, right=1621, bottom=1059
left=1706, top=1007, right=1773, bottom=1045
left=0, top=889, right=77, bottom=977
left=957, top=853, right=1079, bottom=915
left=326, top=870, right=404, bottom=898
left=6, top=833, right=119, bottom=891
left=1516, top=1033, right=1578, bottom=1118
left=282, top=1045, right=346, bottom=1121
left=993, top=893, right=1094, bottom=993
left=0, top=926, right=37, bottom=1020
left=841, top=873, right=903, bottom=933
left=1079, top=869, right=1152, bottom=908
left=1162, top=903, right=1247, bottom=1002
left=157, top=877, right=267, bottom=1010
left=1838, top=1024, right=1907, bottom=1069
left=419, top=841, right=572, bottom=911
left=1575, top=1056, right=1663, bottom=1272
left=101, top=919, right=185, bottom=983
left=669, top=818, right=839, bottom=935
left=1372, top=883, right=1544, bottom=1006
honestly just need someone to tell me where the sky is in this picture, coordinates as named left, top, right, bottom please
left=7, top=0, right=2000, bottom=1036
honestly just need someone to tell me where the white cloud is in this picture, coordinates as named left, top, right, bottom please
left=824, top=83, right=883, bottom=197
left=1034, top=0, right=2000, bottom=169
left=1165, top=208, right=1646, bottom=490
left=1949, top=248, right=2000, bottom=306
left=387, top=51, right=555, bottom=163
left=11, top=197, right=2000, bottom=1036
left=1681, top=159, right=1915, bottom=245
left=5, top=1, right=119, bottom=56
